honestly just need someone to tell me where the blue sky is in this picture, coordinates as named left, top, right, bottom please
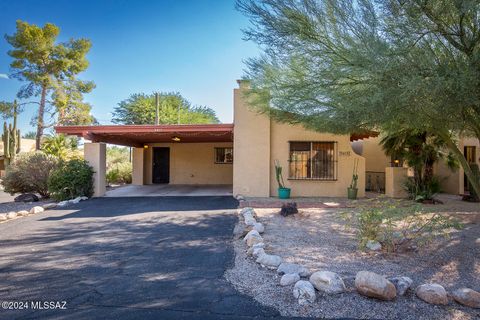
left=0, top=0, right=259, bottom=134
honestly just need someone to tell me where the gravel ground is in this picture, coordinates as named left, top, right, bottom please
left=225, top=195, right=480, bottom=320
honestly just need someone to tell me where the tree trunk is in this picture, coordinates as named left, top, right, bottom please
left=441, top=133, right=480, bottom=197
left=36, top=83, right=47, bottom=150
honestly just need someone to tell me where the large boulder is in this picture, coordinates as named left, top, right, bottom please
left=256, top=253, right=282, bottom=269
left=452, top=288, right=480, bottom=309
left=281, top=273, right=300, bottom=286
left=243, top=230, right=263, bottom=247
left=277, top=263, right=310, bottom=277
left=293, top=280, right=316, bottom=305
left=14, top=193, right=39, bottom=203
left=355, top=271, right=396, bottom=301
left=0, top=214, right=7, bottom=221
left=388, top=276, right=413, bottom=296
left=244, top=214, right=257, bottom=226
left=415, top=284, right=448, bottom=305
left=310, top=271, right=346, bottom=294
left=30, top=206, right=44, bottom=214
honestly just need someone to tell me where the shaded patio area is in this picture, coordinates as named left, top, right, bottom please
left=105, top=184, right=233, bottom=197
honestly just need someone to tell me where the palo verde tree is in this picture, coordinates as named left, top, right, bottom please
left=4, top=20, right=95, bottom=150
left=237, top=0, right=480, bottom=197
left=112, top=92, right=219, bottom=125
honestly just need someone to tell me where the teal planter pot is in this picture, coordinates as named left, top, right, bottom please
left=278, top=188, right=291, bottom=199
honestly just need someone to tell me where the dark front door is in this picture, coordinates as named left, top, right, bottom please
left=153, top=147, right=170, bottom=183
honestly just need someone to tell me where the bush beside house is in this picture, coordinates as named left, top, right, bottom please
left=48, top=159, right=94, bottom=201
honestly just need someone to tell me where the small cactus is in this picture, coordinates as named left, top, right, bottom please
left=2, top=101, right=21, bottom=167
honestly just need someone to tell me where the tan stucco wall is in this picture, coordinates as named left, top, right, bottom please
left=84, top=143, right=106, bottom=197
left=269, top=122, right=365, bottom=197
left=143, top=142, right=233, bottom=185
left=385, top=167, right=408, bottom=198
left=435, top=137, right=480, bottom=194
left=354, top=137, right=391, bottom=173
left=233, top=81, right=271, bottom=197
left=132, top=147, right=144, bottom=185
left=232, top=80, right=365, bottom=198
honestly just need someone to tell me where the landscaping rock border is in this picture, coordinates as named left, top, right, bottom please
left=237, top=206, right=480, bottom=310
left=0, top=196, right=90, bottom=224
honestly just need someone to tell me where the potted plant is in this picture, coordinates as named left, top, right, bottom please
left=275, top=160, right=291, bottom=199
left=348, top=158, right=359, bottom=199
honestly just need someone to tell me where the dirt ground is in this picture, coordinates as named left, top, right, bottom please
left=226, top=194, right=480, bottom=320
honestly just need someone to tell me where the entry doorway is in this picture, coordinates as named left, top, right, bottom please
left=153, top=147, right=170, bottom=183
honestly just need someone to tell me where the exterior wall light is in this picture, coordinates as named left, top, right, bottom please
left=172, top=136, right=181, bottom=142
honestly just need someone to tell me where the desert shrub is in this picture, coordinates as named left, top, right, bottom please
left=48, top=159, right=94, bottom=201
left=343, top=203, right=462, bottom=252
left=403, top=176, right=442, bottom=202
left=106, top=162, right=132, bottom=185
left=2, top=152, right=60, bottom=197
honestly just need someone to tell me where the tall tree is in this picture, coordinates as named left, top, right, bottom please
left=112, top=92, right=219, bottom=125
left=5, top=20, right=95, bottom=150
left=237, top=0, right=480, bottom=197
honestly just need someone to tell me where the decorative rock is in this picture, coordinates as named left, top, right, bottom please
left=256, top=253, right=282, bottom=268
left=244, top=214, right=257, bottom=226
left=236, top=195, right=245, bottom=201
left=253, top=222, right=264, bottom=233
left=247, top=242, right=265, bottom=256
left=6, top=211, right=17, bottom=219
left=17, top=210, right=30, bottom=216
left=388, top=276, right=413, bottom=296
left=252, top=247, right=265, bottom=258
left=14, top=193, right=39, bottom=203
left=244, top=230, right=263, bottom=247
left=309, top=271, right=346, bottom=294
left=0, top=214, right=7, bottom=221
left=57, top=201, right=69, bottom=207
left=42, top=203, right=57, bottom=210
left=355, top=271, right=396, bottom=301
left=70, top=197, right=82, bottom=204
left=415, top=284, right=448, bottom=305
left=293, top=280, right=316, bottom=305
left=452, top=288, right=480, bottom=308
left=29, top=206, right=44, bottom=214
left=80, top=196, right=88, bottom=201
left=279, top=202, right=298, bottom=217
left=281, top=273, right=300, bottom=286
left=277, top=263, right=310, bottom=277
left=366, top=240, right=382, bottom=251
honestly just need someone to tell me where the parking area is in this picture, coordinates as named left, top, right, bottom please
left=105, top=184, right=233, bottom=197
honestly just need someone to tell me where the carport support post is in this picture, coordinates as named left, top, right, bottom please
left=132, top=147, right=144, bottom=185
left=84, top=143, right=106, bottom=197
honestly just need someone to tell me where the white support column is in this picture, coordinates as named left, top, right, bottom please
left=84, top=143, right=106, bottom=197
left=132, top=147, right=144, bottom=185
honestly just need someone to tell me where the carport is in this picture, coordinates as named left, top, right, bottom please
left=55, top=124, right=234, bottom=197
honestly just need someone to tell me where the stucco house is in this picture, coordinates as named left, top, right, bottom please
left=56, top=80, right=478, bottom=198
left=56, top=80, right=373, bottom=198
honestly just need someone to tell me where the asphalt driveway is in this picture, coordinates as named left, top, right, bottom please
left=0, top=197, right=289, bottom=320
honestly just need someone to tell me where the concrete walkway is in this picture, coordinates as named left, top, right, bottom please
left=105, top=184, right=233, bottom=197
left=0, top=197, right=300, bottom=320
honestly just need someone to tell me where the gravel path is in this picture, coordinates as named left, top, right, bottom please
left=225, top=195, right=480, bottom=320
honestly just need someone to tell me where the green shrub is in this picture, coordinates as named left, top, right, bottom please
left=106, top=162, right=132, bottom=185
left=403, top=176, right=442, bottom=202
left=343, top=203, right=462, bottom=252
left=48, top=159, right=94, bottom=201
left=2, top=152, right=60, bottom=197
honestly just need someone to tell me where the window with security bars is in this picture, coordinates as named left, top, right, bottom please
left=215, top=148, right=233, bottom=164
left=288, top=142, right=337, bottom=180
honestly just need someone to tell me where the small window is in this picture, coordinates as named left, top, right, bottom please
left=215, top=148, right=233, bottom=164
left=289, top=141, right=337, bottom=180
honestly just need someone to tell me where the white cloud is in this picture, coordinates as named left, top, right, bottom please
left=0, top=74, right=9, bottom=79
